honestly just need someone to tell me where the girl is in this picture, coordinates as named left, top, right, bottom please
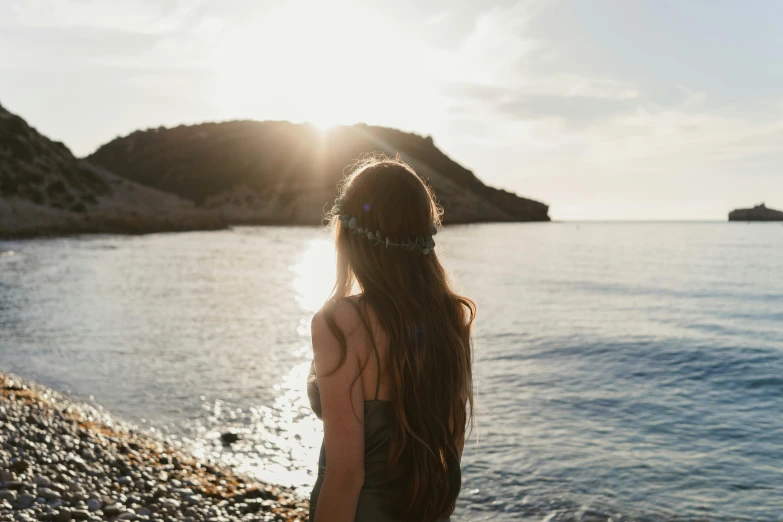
left=308, top=157, right=475, bottom=522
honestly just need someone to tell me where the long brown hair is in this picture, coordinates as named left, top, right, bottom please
left=322, top=156, right=475, bottom=522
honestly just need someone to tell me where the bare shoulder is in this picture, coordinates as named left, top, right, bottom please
left=311, top=297, right=363, bottom=350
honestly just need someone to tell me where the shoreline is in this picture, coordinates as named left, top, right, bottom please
left=0, top=371, right=309, bottom=521
left=0, top=217, right=554, bottom=242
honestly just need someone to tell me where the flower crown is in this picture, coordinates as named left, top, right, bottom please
left=331, top=198, right=437, bottom=255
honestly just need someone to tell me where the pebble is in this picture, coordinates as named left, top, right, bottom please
left=15, top=493, right=35, bottom=509
left=0, top=370, right=308, bottom=522
left=102, top=504, right=123, bottom=516
left=10, top=460, right=30, bottom=473
left=38, top=489, right=61, bottom=501
left=34, top=476, right=52, bottom=488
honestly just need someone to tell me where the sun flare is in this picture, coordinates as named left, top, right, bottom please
left=213, top=2, right=443, bottom=136
left=310, top=118, right=338, bottom=132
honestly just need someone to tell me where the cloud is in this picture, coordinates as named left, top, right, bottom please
left=0, top=0, right=224, bottom=71
left=1, top=0, right=204, bottom=34
left=425, top=10, right=453, bottom=27
left=438, top=1, right=783, bottom=169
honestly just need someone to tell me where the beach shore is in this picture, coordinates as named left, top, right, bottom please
left=0, top=371, right=309, bottom=522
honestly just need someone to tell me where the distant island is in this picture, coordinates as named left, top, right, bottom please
left=728, top=203, right=783, bottom=222
left=0, top=101, right=549, bottom=238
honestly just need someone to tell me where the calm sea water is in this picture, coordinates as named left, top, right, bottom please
left=1, top=223, right=782, bottom=521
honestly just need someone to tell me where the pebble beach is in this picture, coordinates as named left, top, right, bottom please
left=0, top=371, right=309, bottom=522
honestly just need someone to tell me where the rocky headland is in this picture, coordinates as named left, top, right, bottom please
left=728, top=203, right=783, bottom=221
left=0, top=103, right=227, bottom=239
left=87, top=121, right=550, bottom=226
left=1, top=100, right=549, bottom=238
left=0, top=371, right=308, bottom=522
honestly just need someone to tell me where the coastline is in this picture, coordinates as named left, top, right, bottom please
left=0, top=371, right=309, bottom=521
left=0, top=214, right=552, bottom=241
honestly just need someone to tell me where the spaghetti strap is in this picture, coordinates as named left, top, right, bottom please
left=373, top=343, right=382, bottom=401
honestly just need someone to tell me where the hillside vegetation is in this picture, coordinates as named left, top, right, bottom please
left=0, top=102, right=224, bottom=238
left=88, top=121, right=550, bottom=225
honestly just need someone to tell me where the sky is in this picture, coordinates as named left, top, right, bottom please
left=2, top=0, right=783, bottom=220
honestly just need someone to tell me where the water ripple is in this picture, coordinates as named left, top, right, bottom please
left=1, top=223, right=782, bottom=521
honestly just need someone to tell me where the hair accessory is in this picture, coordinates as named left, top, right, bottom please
left=331, top=198, right=437, bottom=255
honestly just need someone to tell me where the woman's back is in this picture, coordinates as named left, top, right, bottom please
left=307, top=298, right=454, bottom=521
left=307, top=157, right=473, bottom=522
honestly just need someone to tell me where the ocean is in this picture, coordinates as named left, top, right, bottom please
left=1, top=223, right=781, bottom=521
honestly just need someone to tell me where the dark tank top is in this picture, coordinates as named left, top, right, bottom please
left=307, top=360, right=453, bottom=522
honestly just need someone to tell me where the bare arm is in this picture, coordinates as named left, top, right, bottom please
left=312, top=310, right=365, bottom=522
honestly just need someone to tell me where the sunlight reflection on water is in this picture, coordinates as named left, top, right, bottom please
left=209, top=237, right=335, bottom=492
left=291, top=238, right=336, bottom=313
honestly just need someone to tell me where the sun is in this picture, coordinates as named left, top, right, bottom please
left=309, top=118, right=339, bottom=132
left=212, top=1, right=443, bottom=136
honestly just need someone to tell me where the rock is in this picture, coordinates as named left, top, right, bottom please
left=86, top=499, right=101, bottom=512
left=220, top=432, right=241, bottom=445
left=729, top=203, right=783, bottom=221
left=0, top=489, right=17, bottom=503
left=161, top=498, right=180, bottom=509
left=0, top=470, right=14, bottom=482
left=102, top=504, right=123, bottom=516
left=48, top=483, right=68, bottom=495
left=15, top=493, right=36, bottom=509
left=34, top=475, right=52, bottom=488
left=70, top=510, right=89, bottom=520
left=38, top=489, right=61, bottom=501
left=115, top=513, right=136, bottom=521
left=118, top=476, right=132, bottom=486
left=54, top=508, right=72, bottom=522
left=10, top=459, right=30, bottom=473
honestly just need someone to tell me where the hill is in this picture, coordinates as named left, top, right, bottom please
left=87, top=121, right=550, bottom=225
left=728, top=203, right=783, bottom=221
left=0, top=102, right=224, bottom=238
